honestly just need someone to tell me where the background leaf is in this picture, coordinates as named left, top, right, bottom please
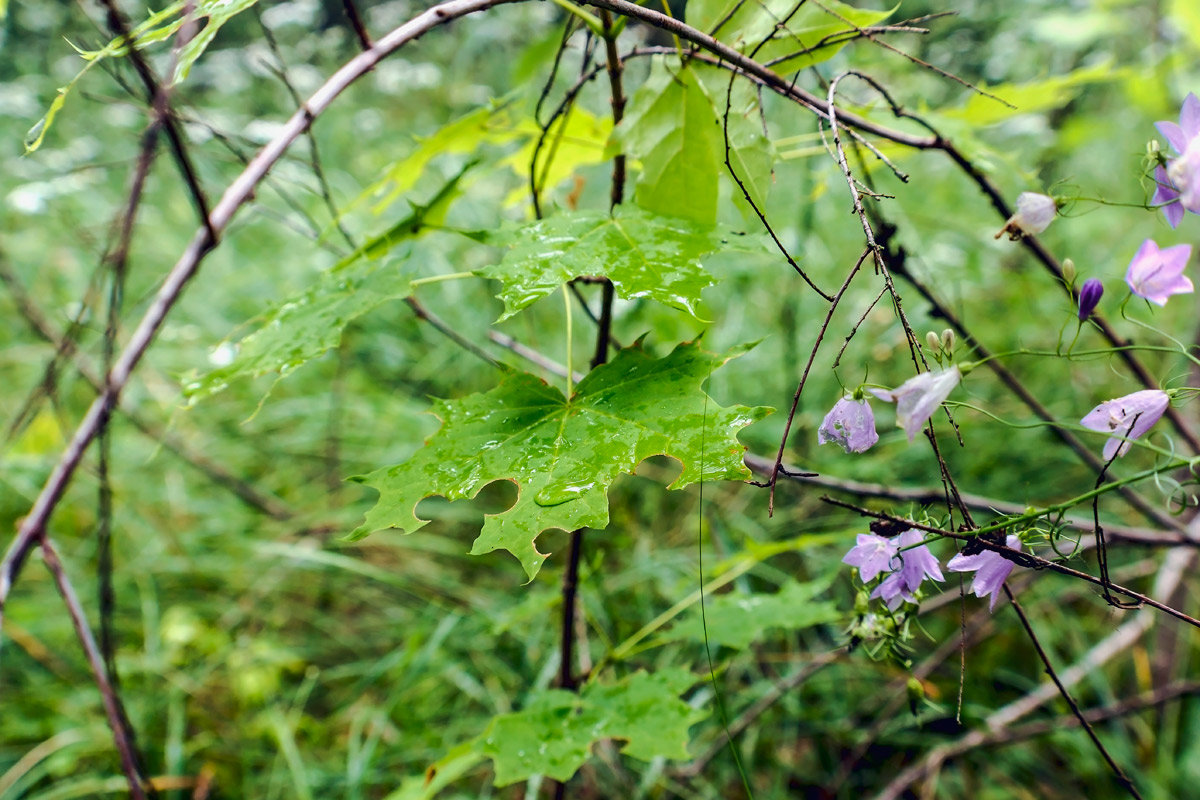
left=349, top=340, right=771, bottom=579
left=684, top=0, right=892, bottom=71
left=664, top=577, right=840, bottom=649
left=615, top=57, right=775, bottom=223
left=480, top=668, right=702, bottom=785
left=184, top=168, right=470, bottom=400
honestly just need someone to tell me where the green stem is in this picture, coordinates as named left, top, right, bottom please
left=408, top=271, right=473, bottom=288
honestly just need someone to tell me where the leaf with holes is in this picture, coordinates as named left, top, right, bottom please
left=479, top=668, right=703, bottom=786
left=349, top=340, right=771, bottom=579
left=477, top=206, right=748, bottom=321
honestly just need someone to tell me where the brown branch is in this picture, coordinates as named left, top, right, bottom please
left=1005, top=588, right=1144, bottom=799
left=40, top=538, right=151, bottom=800
left=341, top=0, right=373, bottom=49
left=0, top=0, right=523, bottom=641
left=745, top=452, right=1190, bottom=547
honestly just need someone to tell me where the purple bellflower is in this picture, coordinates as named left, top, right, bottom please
left=869, top=530, right=943, bottom=610
left=1080, top=389, right=1170, bottom=460
left=870, top=366, right=962, bottom=442
left=1077, top=278, right=1103, bottom=321
left=1125, top=239, right=1193, bottom=306
left=996, top=192, right=1057, bottom=240
left=947, top=535, right=1022, bottom=611
left=842, top=534, right=898, bottom=582
left=819, top=395, right=879, bottom=454
left=1154, top=93, right=1200, bottom=228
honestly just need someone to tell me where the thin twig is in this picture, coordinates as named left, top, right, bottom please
left=0, top=0, right=524, bottom=640
left=40, top=538, right=151, bottom=800
left=745, top=453, right=1189, bottom=547
left=1005, top=588, right=1144, bottom=799
left=341, top=0, right=373, bottom=49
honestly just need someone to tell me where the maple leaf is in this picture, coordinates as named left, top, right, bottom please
left=480, top=668, right=702, bottom=786
left=349, top=340, right=770, bottom=579
left=477, top=206, right=747, bottom=322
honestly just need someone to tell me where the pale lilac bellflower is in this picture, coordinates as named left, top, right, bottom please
left=869, top=530, right=943, bottom=610
left=995, top=192, right=1057, bottom=240
left=819, top=395, right=879, bottom=454
left=1077, top=278, right=1103, bottom=321
left=1080, top=389, right=1170, bottom=460
left=947, top=535, right=1022, bottom=611
left=842, top=534, right=898, bottom=582
left=1125, top=239, right=1193, bottom=306
left=1154, top=93, right=1200, bottom=228
left=870, top=366, right=962, bottom=442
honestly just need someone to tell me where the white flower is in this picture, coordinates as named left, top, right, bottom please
left=870, top=366, right=962, bottom=442
left=996, top=192, right=1057, bottom=240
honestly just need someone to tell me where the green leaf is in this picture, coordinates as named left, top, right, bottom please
left=477, top=206, right=744, bottom=321
left=479, top=668, right=702, bottom=786
left=184, top=167, right=470, bottom=400
left=24, top=1, right=260, bottom=152
left=361, top=101, right=609, bottom=217
left=349, top=340, right=771, bottom=579
left=383, top=742, right=487, bottom=800
left=499, top=105, right=611, bottom=207
left=664, top=577, right=840, bottom=650
left=684, top=0, right=892, bottom=71
left=939, top=61, right=1123, bottom=128
left=614, top=58, right=774, bottom=223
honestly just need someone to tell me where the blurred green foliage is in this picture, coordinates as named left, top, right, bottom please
left=1, top=0, right=1199, bottom=798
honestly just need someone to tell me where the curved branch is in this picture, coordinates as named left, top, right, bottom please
left=0, top=0, right=521, bottom=638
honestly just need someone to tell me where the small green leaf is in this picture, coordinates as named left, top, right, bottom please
left=940, top=61, right=1123, bottom=128
left=477, top=206, right=744, bottom=321
left=614, top=58, right=775, bottom=223
left=500, top=105, right=611, bottom=207
left=23, top=1, right=260, bottom=151
left=684, top=0, right=892, bottom=71
left=184, top=167, right=469, bottom=400
left=665, top=577, right=840, bottom=649
left=384, top=742, right=487, bottom=800
left=349, top=340, right=771, bottom=579
left=615, top=58, right=722, bottom=223
left=184, top=245, right=417, bottom=401
left=480, top=668, right=702, bottom=786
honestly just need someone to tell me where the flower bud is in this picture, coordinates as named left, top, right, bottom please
left=925, top=331, right=941, bottom=353
left=940, top=329, right=955, bottom=353
left=906, top=676, right=925, bottom=716
left=1061, top=258, right=1076, bottom=284
left=1077, top=278, right=1104, bottom=321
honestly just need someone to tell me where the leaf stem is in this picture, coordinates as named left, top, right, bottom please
left=563, top=284, right=574, bottom=398
left=408, top=270, right=474, bottom=288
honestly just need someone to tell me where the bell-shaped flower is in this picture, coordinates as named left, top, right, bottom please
left=869, top=530, right=943, bottom=610
left=842, top=534, right=898, bottom=583
left=1080, top=389, right=1170, bottom=460
left=1125, top=238, right=1193, bottom=306
left=870, top=366, right=962, bottom=442
left=818, top=395, right=878, bottom=454
left=1152, top=166, right=1185, bottom=229
left=1077, top=278, right=1104, bottom=321
left=1167, top=138, right=1200, bottom=214
left=995, top=192, right=1057, bottom=240
left=1154, top=93, right=1200, bottom=227
left=947, top=535, right=1022, bottom=611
